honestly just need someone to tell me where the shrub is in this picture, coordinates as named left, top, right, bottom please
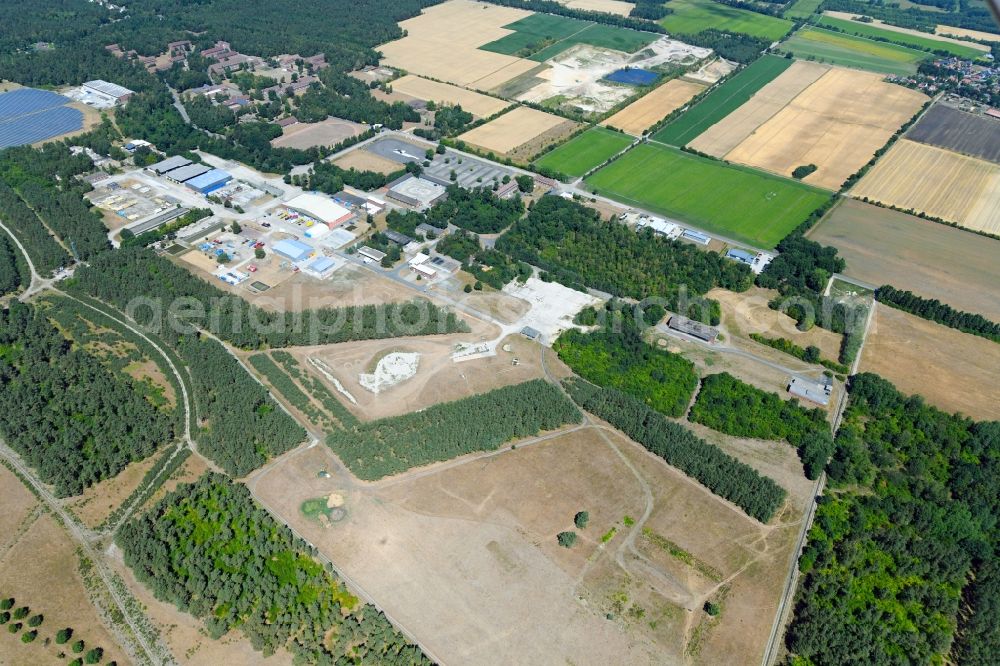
left=574, top=511, right=589, bottom=529
left=85, top=647, right=104, bottom=664
left=56, top=627, right=73, bottom=644
left=8, top=622, right=21, bottom=633
left=0, top=612, right=9, bottom=624
left=704, top=601, right=720, bottom=616
left=557, top=531, right=578, bottom=548
left=27, top=614, right=42, bottom=627
left=72, top=639, right=85, bottom=653
left=12, top=606, right=28, bottom=620
left=0, top=598, right=12, bottom=611
left=21, top=629, right=37, bottom=643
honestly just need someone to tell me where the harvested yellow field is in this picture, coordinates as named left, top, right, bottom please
left=390, top=75, right=511, bottom=118
left=722, top=67, right=926, bottom=190
left=851, top=139, right=1000, bottom=234
left=602, top=79, right=706, bottom=135
left=458, top=106, right=574, bottom=156
left=377, top=0, right=538, bottom=88
left=690, top=61, right=829, bottom=157
left=935, top=25, right=1000, bottom=43
left=558, top=0, right=633, bottom=16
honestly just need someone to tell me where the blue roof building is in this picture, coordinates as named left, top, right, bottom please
left=185, top=168, right=232, bottom=194
left=272, top=239, right=312, bottom=262
left=725, top=249, right=756, bottom=265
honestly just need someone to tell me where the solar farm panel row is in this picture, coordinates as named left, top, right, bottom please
left=0, top=88, right=71, bottom=119
left=0, top=106, right=85, bottom=149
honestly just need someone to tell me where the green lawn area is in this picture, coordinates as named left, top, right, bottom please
left=585, top=143, right=829, bottom=248
left=481, top=12, right=656, bottom=61
left=780, top=27, right=927, bottom=75
left=816, top=16, right=986, bottom=59
left=658, top=0, right=794, bottom=41
left=534, top=127, right=633, bottom=177
left=652, top=55, right=791, bottom=146
left=784, top=0, right=823, bottom=19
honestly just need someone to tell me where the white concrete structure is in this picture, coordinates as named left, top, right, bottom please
left=285, top=193, right=353, bottom=226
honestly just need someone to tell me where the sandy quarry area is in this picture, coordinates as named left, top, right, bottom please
left=684, top=57, right=738, bottom=85
left=603, top=78, right=706, bottom=135
left=457, top=106, right=578, bottom=158
left=377, top=0, right=538, bottom=89
left=851, top=139, right=1000, bottom=234
left=390, top=75, right=511, bottom=118
left=706, top=66, right=927, bottom=190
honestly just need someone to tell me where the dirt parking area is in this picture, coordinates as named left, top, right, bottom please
left=851, top=139, right=1000, bottom=234
left=860, top=305, right=1000, bottom=420
left=457, top=106, right=579, bottom=159
left=390, top=75, right=511, bottom=118
left=270, top=117, right=368, bottom=150
left=603, top=78, right=706, bottom=135
left=332, top=149, right=406, bottom=175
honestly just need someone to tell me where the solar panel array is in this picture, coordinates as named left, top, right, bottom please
left=0, top=88, right=85, bottom=149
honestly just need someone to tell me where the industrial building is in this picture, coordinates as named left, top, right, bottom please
left=358, top=246, right=386, bottom=263
left=386, top=175, right=447, bottom=209
left=681, top=229, right=711, bottom=245
left=148, top=155, right=191, bottom=175
left=384, top=230, right=414, bottom=246
left=788, top=376, right=832, bottom=406
left=725, top=248, right=756, bottom=266
left=185, top=169, right=232, bottom=194
left=166, top=163, right=211, bottom=183
left=667, top=315, right=718, bottom=343
left=272, top=239, right=313, bottom=262
left=285, top=193, right=354, bottom=227
left=82, top=80, right=134, bottom=105
left=305, top=256, right=338, bottom=277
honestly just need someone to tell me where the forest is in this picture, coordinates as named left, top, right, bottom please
left=788, top=373, right=1000, bottom=665
left=680, top=29, right=771, bottom=64
left=563, top=377, right=786, bottom=523
left=875, top=285, right=1000, bottom=343
left=424, top=185, right=525, bottom=234
left=0, top=232, right=28, bottom=297
left=554, top=307, right=698, bottom=418
left=437, top=230, right=532, bottom=289
left=688, top=372, right=833, bottom=479
left=118, top=474, right=430, bottom=663
left=327, top=379, right=581, bottom=480
left=497, top=196, right=752, bottom=309
left=70, top=247, right=468, bottom=348
left=0, top=175, right=71, bottom=275
left=0, top=302, right=174, bottom=496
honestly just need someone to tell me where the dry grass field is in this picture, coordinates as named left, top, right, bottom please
left=251, top=416, right=811, bottom=666
left=390, top=75, right=511, bottom=118
left=718, top=67, right=926, bottom=189
left=270, top=118, right=368, bottom=150
left=860, top=305, right=1000, bottom=420
left=249, top=265, right=416, bottom=311
left=824, top=12, right=990, bottom=52
left=558, top=0, right=633, bottom=15
left=457, top=106, right=578, bottom=158
left=377, top=0, right=538, bottom=89
left=935, top=25, right=1000, bottom=42
left=331, top=149, right=402, bottom=175
left=689, top=61, right=828, bottom=157
left=602, top=79, right=706, bottom=135
left=851, top=139, right=1000, bottom=234
left=808, top=199, right=1000, bottom=320
left=65, top=450, right=164, bottom=528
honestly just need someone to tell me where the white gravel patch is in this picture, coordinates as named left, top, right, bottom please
left=359, top=352, right=421, bottom=394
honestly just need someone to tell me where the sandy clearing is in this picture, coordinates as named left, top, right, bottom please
left=824, top=12, right=991, bottom=51
left=0, top=465, right=37, bottom=550
left=690, top=60, right=829, bottom=157
left=559, top=0, right=633, bottom=15
left=270, top=117, right=368, bottom=150
left=390, top=75, right=511, bottom=118
left=851, top=139, right=1000, bottom=234
left=684, top=57, right=738, bottom=85
left=603, top=78, right=706, bottom=135
left=457, top=106, right=574, bottom=155
left=723, top=67, right=926, bottom=189
left=66, top=449, right=164, bottom=528
left=332, top=149, right=404, bottom=175
left=934, top=25, right=1000, bottom=43
left=860, top=305, right=1000, bottom=420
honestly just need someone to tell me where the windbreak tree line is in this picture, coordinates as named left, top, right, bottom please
left=688, top=372, right=833, bottom=479
left=563, top=378, right=786, bottom=523
left=787, top=373, right=1000, bottom=665
left=118, top=474, right=431, bottom=664
left=497, top=196, right=752, bottom=313
left=875, top=285, right=1000, bottom=343
left=0, top=302, right=174, bottom=495
left=328, top=379, right=582, bottom=480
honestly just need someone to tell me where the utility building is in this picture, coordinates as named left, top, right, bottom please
left=272, top=239, right=313, bottom=262
left=82, top=80, right=134, bottom=105
left=185, top=169, right=232, bottom=194
left=667, top=315, right=718, bottom=343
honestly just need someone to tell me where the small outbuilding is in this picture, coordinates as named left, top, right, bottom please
left=667, top=315, right=718, bottom=343
left=788, top=377, right=832, bottom=406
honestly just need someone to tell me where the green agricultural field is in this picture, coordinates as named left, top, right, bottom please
left=534, top=127, right=634, bottom=177
left=658, top=0, right=794, bottom=41
left=780, top=27, right=927, bottom=75
left=585, top=143, right=829, bottom=248
left=652, top=55, right=791, bottom=146
left=784, top=0, right=823, bottom=19
left=481, top=13, right=656, bottom=61
left=816, top=16, right=986, bottom=59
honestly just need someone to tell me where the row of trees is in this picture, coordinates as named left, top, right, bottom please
left=328, top=379, right=581, bottom=480
left=0, top=302, right=174, bottom=495
left=271, top=351, right=359, bottom=428
left=788, top=373, right=1000, bottom=664
left=688, top=372, right=833, bottom=479
left=563, top=378, right=786, bottom=523
left=496, top=196, right=752, bottom=308
left=248, top=353, right=338, bottom=431
left=118, top=474, right=430, bottom=663
left=875, top=285, right=1000, bottom=342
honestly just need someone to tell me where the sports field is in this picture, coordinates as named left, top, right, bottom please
left=658, top=0, right=794, bottom=41
left=819, top=15, right=987, bottom=59
left=779, top=27, right=926, bottom=75
left=534, top=127, right=633, bottom=177
left=585, top=143, right=830, bottom=247
left=784, top=0, right=823, bottom=19
left=481, top=13, right=656, bottom=61
left=652, top=55, right=792, bottom=146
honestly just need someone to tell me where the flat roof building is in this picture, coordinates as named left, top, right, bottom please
left=272, top=239, right=313, bottom=262
left=521, top=326, right=541, bottom=341
left=384, top=230, right=414, bottom=246
left=667, top=315, right=718, bottom=343
left=788, top=377, right=832, bottom=406
left=165, top=163, right=211, bottom=183
left=82, top=80, right=134, bottom=105
left=725, top=248, right=756, bottom=266
left=186, top=169, right=232, bottom=194
left=386, top=175, right=447, bottom=210
left=681, top=229, right=711, bottom=245
left=358, top=246, right=386, bottom=262
left=148, top=155, right=191, bottom=174
left=305, top=256, right=338, bottom=276
left=285, top=193, right=353, bottom=226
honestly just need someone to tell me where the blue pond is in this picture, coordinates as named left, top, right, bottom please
left=604, top=68, right=658, bottom=86
left=0, top=88, right=84, bottom=149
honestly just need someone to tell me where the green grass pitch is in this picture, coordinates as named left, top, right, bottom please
left=658, top=0, right=794, bottom=41
left=534, top=127, right=634, bottom=177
